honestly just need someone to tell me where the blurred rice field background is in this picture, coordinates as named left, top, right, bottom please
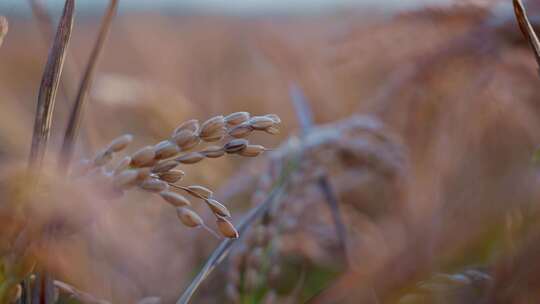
left=2, top=0, right=540, bottom=303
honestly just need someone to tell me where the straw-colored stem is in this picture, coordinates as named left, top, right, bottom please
left=513, top=0, right=540, bottom=70
left=28, top=0, right=75, bottom=172
left=60, top=0, right=119, bottom=172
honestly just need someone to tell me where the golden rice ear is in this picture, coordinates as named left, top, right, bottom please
left=156, top=170, right=184, bottom=183
left=204, top=198, right=231, bottom=217
left=264, top=114, right=281, bottom=124
left=184, top=185, right=213, bottom=199
left=151, top=160, right=179, bottom=173
left=263, top=126, right=280, bottom=135
left=130, top=146, right=156, bottom=167
left=160, top=191, right=191, bottom=207
left=176, top=152, right=205, bottom=164
left=172, top=130, right=200, bottom=151
left=199, top=115, right=226, bottom=139
left=112, top=156, right=131, bottom=175
left=239, top=145, right=266, bottom=157
left=201, top=146, right=225, bottom=158
left=154, top=140, right=180, bottom=160
left=139, top=178, right=169, bottom=193
left=216, top=217, right=238, bottom=239
left=176, top=207, right=203, bottom=227
left=173, top=119, right=199, bottom=135
left=225, top=112, right=250, bottom=126
left=228, top=123, right=254, bottom=138
left=199, top=130, right=226, bottom=142
left=224, top=139, right=248, bottom=154
left=248, top=116, right=276, bottom=130
left=135, top=168, right=152, bottom=182
left=106, top=134, right=133, bottom=152
left=112, top=170, right=139, bottom=189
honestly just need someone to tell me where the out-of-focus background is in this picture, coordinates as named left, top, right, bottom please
left=2, top=0, right=540, bottom=303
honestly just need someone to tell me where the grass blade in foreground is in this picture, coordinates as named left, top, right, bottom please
left=28, top=0, right=75, bottom=171
left=26, top=1, right=75, bottom=303
left=60, top=0, right=119, bottom=171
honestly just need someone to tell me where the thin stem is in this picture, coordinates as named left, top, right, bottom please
left=513, top=0, right=540, bottom=73
left=201, top=224, right=222, bottom=240
left=176, top=143, right=301, bottom=304
left=59, top=0, right=119, bottom=173
left=176, top=184, right=287, bottom=304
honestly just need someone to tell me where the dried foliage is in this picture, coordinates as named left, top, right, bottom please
left=28, top=0, right=74, bottom=171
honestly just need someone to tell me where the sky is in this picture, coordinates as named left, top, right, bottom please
left=1, top=0, right=455, bottom=15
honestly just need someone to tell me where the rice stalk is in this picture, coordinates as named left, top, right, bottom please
left=73, top=112, right=280, bottom=239
left=176, top=184, right=288, bottom=304
left=60, top=0, right=119, bottom=172
left=176, top=138, right=302, bottom=304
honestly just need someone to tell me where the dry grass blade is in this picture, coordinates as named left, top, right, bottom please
left=288, top=82, right=348, bottom=263
left=28, top=0, right=75, bottom=170
left=60, top=0, right=119, bottom=171
left=0, top=16, right=7, bottom=48
left=176, top=184, right=287, bottom=304
left=26, top=2, right=75, bottom=302
left=513, top=0, right=540, bottom=70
